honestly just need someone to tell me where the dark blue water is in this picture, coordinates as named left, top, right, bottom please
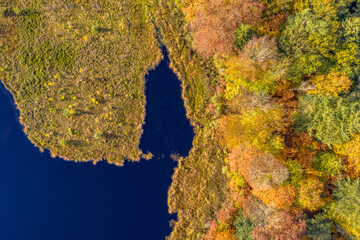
left=140, top=49, right=194, bottom=156
left=0, top=50, right=194, bottom=240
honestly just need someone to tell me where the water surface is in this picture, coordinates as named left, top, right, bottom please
left=0, top=49, right=193, bottom=240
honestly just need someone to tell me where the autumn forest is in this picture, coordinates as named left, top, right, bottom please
left=1, top=0, right=360, bottom=239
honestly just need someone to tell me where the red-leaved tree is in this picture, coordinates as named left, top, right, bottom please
left=229, top=144, right=289, bottom=191
left=190, top=0, right=263, bottom=58
left=252, top=211, right=306, bottom=240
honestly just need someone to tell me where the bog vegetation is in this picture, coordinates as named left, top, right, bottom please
left=0, top=0, right=161, bottom=165
left=1, top=0, right=360, bottom=239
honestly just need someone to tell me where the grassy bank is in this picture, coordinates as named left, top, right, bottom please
left=153, top=1, right=230, bottom=239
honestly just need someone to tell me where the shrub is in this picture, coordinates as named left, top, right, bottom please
left=63, top=108, right=77, bottom=118
left=60, top=139, right=67, bottom=147
left=93, top=131, right=101, bottom=140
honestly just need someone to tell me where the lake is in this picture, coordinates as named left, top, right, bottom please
left=0, top=49, right=194, bottom=240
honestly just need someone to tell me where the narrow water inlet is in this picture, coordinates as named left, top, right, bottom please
left=0, top=47, right=193, bottom=240
left=140, top=47, right=194, bottom=158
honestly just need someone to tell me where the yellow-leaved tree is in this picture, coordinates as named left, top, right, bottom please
left=334, top=134, right=360, bottom=178
left=223, top=36, right=289, bottom=97
left=298, top=177, right=326, bottom=211
left=218, top=101, right=287, bottom=153
left=309, top=71, right=352, bottom=97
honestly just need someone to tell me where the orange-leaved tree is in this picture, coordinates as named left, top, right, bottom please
left=228, top=144, right=289, bottom=191
left=253, top=184, right=296, bottom=209
left=203, top=221, right=218, bottom=240
left=241, top=195, right=306, bottom=239
left=190, top=0, right=263, bottom=58
left=217, top=202, right=237, bottom=225
left=215, top=228, right=237, bottom=240
left=281, top=132, right=327, bottom=167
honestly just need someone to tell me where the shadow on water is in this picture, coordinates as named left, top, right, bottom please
left=0, top=48, right=193, bottom=240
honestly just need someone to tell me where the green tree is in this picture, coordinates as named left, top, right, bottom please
left=278, top=6, right=339, bottom=83
left=306, top=214, right=332, bottom=240
left=233, top=209, right=254, bottom=240
left=341, top=16, right=360, bottom=44
left=336, top=0, right=360, bottom=17
left=279, top=9, right=333, bottom=57
left=94, top=131, right=101, bottom=139
left=313, top=151, right=343, bottom=176
left=234, top=24, right=253, bottom=50
left=294, top=94, right=360, bottom=146
left=326, top=177, right=360, bottom=238
left=284, top=159, right=305, bottom=186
